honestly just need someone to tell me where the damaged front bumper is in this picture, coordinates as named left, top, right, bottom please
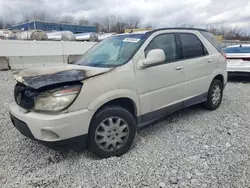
left=9, top=102, right=94, bottom=147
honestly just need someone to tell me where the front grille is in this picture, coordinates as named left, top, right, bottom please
left=14, top=83, right=40, bottom=110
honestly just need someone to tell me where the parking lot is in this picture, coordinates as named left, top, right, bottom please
left=0, top=71, right=250, bottom=188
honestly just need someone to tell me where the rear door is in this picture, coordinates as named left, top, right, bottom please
left=178, top=32, right=216, bottom=107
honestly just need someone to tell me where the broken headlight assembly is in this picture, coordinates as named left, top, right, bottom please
left=34, top=84, right=82, bottom=112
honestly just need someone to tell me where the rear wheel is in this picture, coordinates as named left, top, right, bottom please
left=87, top=106, right=137, bottom=158
left=204, top=79, right=223, bottom=110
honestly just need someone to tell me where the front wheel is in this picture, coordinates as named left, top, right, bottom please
left=204, top=79, right=223, bottom=110
left=87, top=106, right=137, bottom=158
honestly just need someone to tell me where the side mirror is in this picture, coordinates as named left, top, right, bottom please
left=142, top=49, right=166, bottom=67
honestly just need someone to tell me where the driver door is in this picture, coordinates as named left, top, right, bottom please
left=135, top=33, right=185, bottom=122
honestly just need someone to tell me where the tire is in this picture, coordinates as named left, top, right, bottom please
left=204, top=79, right=223, bottom=110
left=87, top=106, right=137, bottom=158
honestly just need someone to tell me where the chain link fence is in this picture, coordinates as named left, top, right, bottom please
left=221, top=40, right=250, bottom=48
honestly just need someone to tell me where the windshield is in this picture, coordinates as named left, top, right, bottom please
left=74, top=34, right=146, bottom=67
left=224, top=46, right=250, bottom=53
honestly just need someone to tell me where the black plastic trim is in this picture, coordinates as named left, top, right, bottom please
left=141, top=102, right=181, bottom=123
left=183, top=93, right=207, bottom=108
left=39, top=134, right=88, bottom=149
left=137, top=92, right=208, bottom=126
left=10, top=113, right=35, bottom=140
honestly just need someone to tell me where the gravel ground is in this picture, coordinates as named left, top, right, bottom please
left=1, top=71, right=250, bottom=188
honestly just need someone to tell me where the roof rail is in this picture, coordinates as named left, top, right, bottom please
left=150, top=27, right=208, bottom=33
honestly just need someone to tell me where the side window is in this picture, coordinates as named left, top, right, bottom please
left=145, top=34, right=177, bottom=63
left=200, top=31, right=222, bottom=52
left=179, top=33, right=207, bottom=59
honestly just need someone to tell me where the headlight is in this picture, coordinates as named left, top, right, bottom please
left=34, top=84, right=82, bottom=112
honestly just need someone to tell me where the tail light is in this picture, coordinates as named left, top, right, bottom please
left=221, top=52, right=227, bottom=61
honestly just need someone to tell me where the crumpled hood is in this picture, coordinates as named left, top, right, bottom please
left=13, top=65, right=113, bottom=89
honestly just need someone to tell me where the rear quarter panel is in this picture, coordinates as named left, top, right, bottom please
left=197, top=31, right=227, bottom=86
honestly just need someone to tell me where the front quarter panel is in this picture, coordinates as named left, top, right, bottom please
left=87, top=89, right=140, bottom=115
left=67, top=61, right=140, bottom=116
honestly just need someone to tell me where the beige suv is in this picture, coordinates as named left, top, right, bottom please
left=9, top=28, right=227, bottom=158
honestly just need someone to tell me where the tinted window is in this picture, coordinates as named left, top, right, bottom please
left=179, top=33, right=205, bottom=59
left=145, top=34, right=177, bottom=63
left=224, top=46, right=250, bottom=53
left=200, top=31, right=222, bottom=52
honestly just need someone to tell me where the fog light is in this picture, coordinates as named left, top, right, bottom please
left=41, top=129, right=59, bottom=141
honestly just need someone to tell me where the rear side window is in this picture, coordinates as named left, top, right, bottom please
left=200, top=31, right=222, bottom=52
left=145, top=34, right=177, bottom=63
left=179, top=33, right=206, bottom=59
left=224, top=46, right=250, bottom=53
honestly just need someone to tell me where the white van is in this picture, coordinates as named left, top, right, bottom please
left=9, top=28, right=227, bottom=158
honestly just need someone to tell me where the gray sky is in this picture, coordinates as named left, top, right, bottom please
left=0, top=0, right=250, bottom=28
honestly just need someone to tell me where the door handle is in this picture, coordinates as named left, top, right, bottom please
left=208, top=59, right=212, bottom=63
left=175, top=66, right=183, bottom=70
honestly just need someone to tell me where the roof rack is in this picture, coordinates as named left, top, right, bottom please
left=149, top=27, right=208, bottom=33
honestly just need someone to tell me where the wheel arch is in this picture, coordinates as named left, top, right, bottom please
left=213, top=74, right=224, bottom=84
left=88, top=89, right=140, bottom=119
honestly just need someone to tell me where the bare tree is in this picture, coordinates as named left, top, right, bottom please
left=218, top=24, right=228, bottom=38
left=205, top=23, right=250, bottom=40
left=0, top=18, right=4, bottom=29
left=59, top=15, right=75, bottom=24
left=205, top=24, right=219, bottom=35
left=116, top=20, right=128, bottom=33
left=92, top=22, right=103, bottom=32
left=21, top=10, right=54, bottom=23
left=175, top=23, right=194, bottom=28
left=102, top=15, right=117, bottom=32
left=21, top=13, right=30, bottom=22
left=77, top=17, right=89, bottom=26
left=3, top=20, right=16, bottom=29
left=101, top=15, right=141, bottom=33
left=33, top=11, right=50, bottom=21
left=110, top=16, right=128, bottom=33
left=127, top=16, right=140, bottom=29
left=227, top=26, right=243, bottom=40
